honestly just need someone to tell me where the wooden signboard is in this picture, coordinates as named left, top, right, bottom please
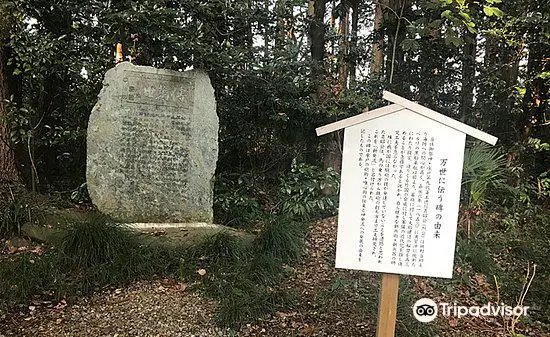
left=316, top=91, right=497, bottom=337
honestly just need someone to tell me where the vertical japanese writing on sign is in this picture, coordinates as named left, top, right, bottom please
left=336, top=109, right=466, bottom=278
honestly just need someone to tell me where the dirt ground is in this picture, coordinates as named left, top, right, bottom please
left=2, top=217, right=549, bottom=337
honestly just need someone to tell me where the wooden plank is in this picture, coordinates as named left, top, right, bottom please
left=315, top=104, right=404, bottom=136
left=376, top=273, right=400, bottom=337
left=383, top=91, right=498, bottom=145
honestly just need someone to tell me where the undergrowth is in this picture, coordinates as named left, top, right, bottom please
left=0, top=212, right=307, bottom=329
left=0, top=197, right=29, bottom=238
left=445, top=206, right=550, bottom=326
left=180, top=215, right=307, bottom=327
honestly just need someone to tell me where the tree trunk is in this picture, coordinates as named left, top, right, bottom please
left=275, top=0, right=293, bottom=51
left=370, top=0, right=385, bottom=75
left=460, top=30, right=477, bottom=123
left=264, top=0, right=270, bottom=58
left=308, top=0, right=341, bottom=171
left=0, top=18, right=20, bottom=186
left=522, top=43, right=546, bottom=136
left=337, top=3, right=349, bottom=89
left=385, top=0, right=408, bottom=93
left=348, top=1, right=359, bottom=88
left=308, top=0, right=327, bottom=95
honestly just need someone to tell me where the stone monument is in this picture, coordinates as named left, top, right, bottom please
left=87, top=62, right=218, bottom=223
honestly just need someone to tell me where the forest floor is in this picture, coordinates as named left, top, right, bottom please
left=1, top=217, right=549, bottom=337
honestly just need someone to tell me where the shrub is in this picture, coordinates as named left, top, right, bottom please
left=277, top=160, right=340, bottom=220
left=214, top=173, right=263, bottom=228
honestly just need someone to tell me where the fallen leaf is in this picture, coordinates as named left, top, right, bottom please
left=54, top=299, right=67, bottom=310
left=197, top=269, right=207, bottom=276
left=449, top=317, right=458, bottom=327
left=175, top=282, right=187, bottom=292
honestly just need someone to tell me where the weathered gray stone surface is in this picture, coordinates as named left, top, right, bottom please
left=87, top=62, right=218, bottom=223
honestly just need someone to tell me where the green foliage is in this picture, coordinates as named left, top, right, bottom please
left=0, top=223, right=183, bottom=309
left=175, top=213, right=308, bottom=328
left=189, top=231, right=250, bottom=266
left=0, top=197, right=29, bottom=238
left=278, top=161, right=340, bottom=220
left=526, top=137, right=550, bottom=152
left=214, top=282, right=282, bottom=328
left=214, top=173, right=263, bottom=228
left=456, top=209, right=550, bottom=323
left=505, top=137, right=550, bottom=206
left=456, top=238, right=495, bottom=275
left=462, top=142, right=507, bottom=208
left=57, top=214, right=136, bottom=269
left=0, top=252, right=56, bottom=306
left=254, top=215, right=307, bottom=263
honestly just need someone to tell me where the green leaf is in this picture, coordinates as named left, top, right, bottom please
left=484, top=6, right=504, bottom=18
left=13, top=68, right=21, bottom=76
left=445, top=34, right=463, bottom=46
left=492, top=7, right=505, bottom=17
left=535, top=71, right=550, bottom=80
left=441, top=9, right=452, bottom=19
left=466, top=24, right=477, bottom=34
left=459, top=11, right=470, bottom=21
left=401, top=38, right=420, bottom=51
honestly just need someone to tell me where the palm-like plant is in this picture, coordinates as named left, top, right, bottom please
left=461, top=142, right=508, bottom=235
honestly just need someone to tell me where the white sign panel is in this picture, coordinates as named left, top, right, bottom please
left=335, top=109, right=466, bottom=278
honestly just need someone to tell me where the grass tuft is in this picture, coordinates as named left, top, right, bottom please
left=57, top=214, right=136, bottom=269
left=254, top=215, right=306, bottom=263
left=0, top=197, right=29, bottom=238
left=191, top=231, right=251, bottom=267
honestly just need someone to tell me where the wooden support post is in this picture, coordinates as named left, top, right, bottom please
left=376, top=273, right=399, bottom=337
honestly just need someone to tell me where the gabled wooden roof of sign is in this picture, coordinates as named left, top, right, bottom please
left=315, top=91, right=498, bottom=146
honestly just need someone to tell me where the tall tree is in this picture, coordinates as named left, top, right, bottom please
left=337, top=1, right=349, bottom=89
left=370, top=0, right=385, bottom=75
left=0, top=2, right=21, bottom=187
left=348, top=0, right=360, bottom=87
left=308, top=0, right=327, bottom=95
left=460, top=29, right=477, bottom=123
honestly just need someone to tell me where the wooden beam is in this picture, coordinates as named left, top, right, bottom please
left=376, top=273, right=400, bottom=337
left=316, top=104, right=404, bottom=136
left=383, top=91, right=498, bottom=145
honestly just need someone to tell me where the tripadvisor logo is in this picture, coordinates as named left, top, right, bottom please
left=413, top=298, right=438, bottom=322
left=413, top=298, right=530, bottom=323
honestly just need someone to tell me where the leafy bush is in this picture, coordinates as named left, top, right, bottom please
left=456, top=238, right=495, bottom=276
left=214, top=173, right=263, bottom=228
left=277, top=161, right=340, bottom=220
left=505, top=137, right=550, bottom=206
